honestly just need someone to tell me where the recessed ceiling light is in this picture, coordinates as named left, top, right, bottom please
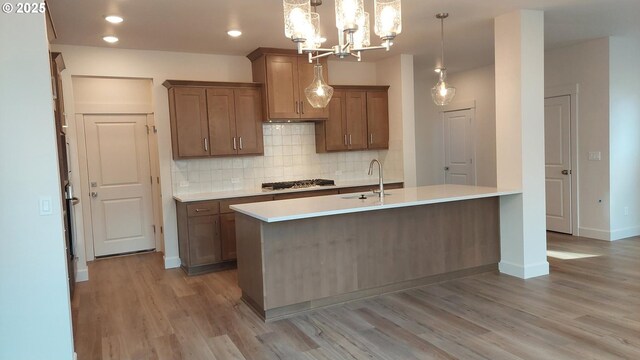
left=227, top=30, right=242, bottom=37
left=105, top=15, right=124, bottom=24
left=103, top=35, right=119, bottom=43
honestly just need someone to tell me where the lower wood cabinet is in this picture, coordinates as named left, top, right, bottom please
left=220, top=213, right=237, bottom=261
left=175, top=182, right=403, bottom=275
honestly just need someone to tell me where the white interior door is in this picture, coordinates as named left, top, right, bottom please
left=544, top=95, right=572, bottom=233
left=84, top=114, right=155, bottom=256
left=443, top=109, right=475, bottom=185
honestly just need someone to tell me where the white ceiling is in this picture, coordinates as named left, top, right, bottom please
left=48, top=0, right=640, bottom=72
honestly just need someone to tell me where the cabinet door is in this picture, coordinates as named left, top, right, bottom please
left=220, top=213, right=237, bottom=260
left=324, top=90, right=348, bottom=151
left=188, top=215, right=221, bottom=266
left=171, top=88, right=210, bottom=158
left=298, top=57, right=329, bottom=120
left=266, top=55, right=300, bottom=119
left=206, top=88, right=237, bottom=156
left=367, top=91, right=389, bottom=149
left=234, top=88, right=264, bottom=155
left=345, top=90, right=368, bottom=150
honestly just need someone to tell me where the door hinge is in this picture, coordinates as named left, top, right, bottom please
left=157, top=177, right=160, bottom=184
left=145, top=125, right=150, bottom=134
left=152, top=225, right=156, bottom=234
left=150, top=176, right=153, bottom=184
left=160, top=226, right=163, bottom=234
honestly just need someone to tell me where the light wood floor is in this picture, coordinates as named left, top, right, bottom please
left=73, top=233, right=640, bottom=359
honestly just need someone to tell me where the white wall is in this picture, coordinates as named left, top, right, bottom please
left=376, top=54, right=416, bottom=185
left=51, top=44, right=390, bottom=270
left=0, top=10, right=74, bottom=360
left=609, top=36, right=640, bottom=239
left=545, top=38, right=611, bottom=239
left=414, top=64, right=497, bottom=187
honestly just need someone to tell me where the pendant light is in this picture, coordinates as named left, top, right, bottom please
left=302, top=0, right=333, bottom=108
left=431, top=13, right=456, bottom=106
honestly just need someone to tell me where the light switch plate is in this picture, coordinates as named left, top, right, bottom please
left=39, top=196, right=53, bottom=216
left=588, top=151, right=601, bottom=161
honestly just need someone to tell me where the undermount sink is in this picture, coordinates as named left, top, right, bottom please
left=341, top=192, right=392, bottom=199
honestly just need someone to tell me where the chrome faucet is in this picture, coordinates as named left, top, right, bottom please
left=368, top=159, right=384, bottom=199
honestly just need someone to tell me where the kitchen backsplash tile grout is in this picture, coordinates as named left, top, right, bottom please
left=172, top=123, right=391, bottom=195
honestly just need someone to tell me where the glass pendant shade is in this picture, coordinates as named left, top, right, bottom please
left=431, top=71, right=456, bottom=106
left=283, top=0, right=311, bottom=40
left=304, top=12, right=321, bottom=49
left=304, top=64, right=334, bottom=108
left=353, top=12, right=370, bottom=48
left=335, top=0, right=364, bottom=32
left=374, top=0, right=401, bottom=39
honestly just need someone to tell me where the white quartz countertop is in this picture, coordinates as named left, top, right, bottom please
left=172, top=179, right=404, bottom=202
left=230, top=184, right=522, bottom=223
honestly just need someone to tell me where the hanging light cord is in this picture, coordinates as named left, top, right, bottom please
left=440, top=16, right=445, bottom=69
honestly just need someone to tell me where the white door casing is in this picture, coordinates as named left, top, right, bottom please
left=443, top=109, right=476, bottom=185
left=544, top=95, right=572, bottom=234
left=84, top=114, right=155, bottom=256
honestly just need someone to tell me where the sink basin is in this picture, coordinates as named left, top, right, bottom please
left=340, top=192, right=392, bottom=199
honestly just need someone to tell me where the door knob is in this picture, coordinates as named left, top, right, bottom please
left=561, top=170, right=571, bottom=175
left=90, top=192, right=98, bottom=198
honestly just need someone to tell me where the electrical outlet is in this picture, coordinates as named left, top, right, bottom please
left=335, top=170, right=343, bottom=175
left=39, top=197, right=53, bottom=216
left=179, top=181, right=189, bottom=187
left=231, top=177, right=240, bottom=184
left=624, top=207, right=629, bottom=216
left=588, top=151, right=601, bottom=161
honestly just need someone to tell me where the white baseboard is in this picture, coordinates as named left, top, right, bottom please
left=499, top=260, right=549, bottom=279
left=75, top=268, right=89, bottom=282
left=610, top=226, right=640, bottom=241
left=578, top=227, right=611, bottom=241
left=164, top=255, right=181, bottom=269
left=74, top=352, right=77, bottom=360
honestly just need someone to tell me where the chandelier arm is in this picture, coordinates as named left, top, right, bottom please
left=308, top=50, right=337, bottom=61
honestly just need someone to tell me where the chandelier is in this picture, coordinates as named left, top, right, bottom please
left=431, top=13, right=456, bottom=106
left=283, top=0, right=402, bottom=62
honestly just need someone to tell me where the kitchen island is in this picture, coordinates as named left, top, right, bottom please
left=231, top=184, right=520, bottom=321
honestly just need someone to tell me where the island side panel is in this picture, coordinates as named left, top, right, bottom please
left=260, top=197, right=500, bottom=311
left=235, top=213, right=266, bottom=316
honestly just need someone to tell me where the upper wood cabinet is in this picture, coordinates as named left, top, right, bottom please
left=315, top=85, right=390, bottom=152
left=248, top=48, right=329, bottom=121
left=164, top=80, right=264, bottom=159
left=366, top=90, right=390, bottom=149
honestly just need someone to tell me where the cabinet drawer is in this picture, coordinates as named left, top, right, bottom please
left=220, top=195, right=274, bottom=214
left=187, top=201, right=220, bottom=217
left=339, top=185, right=376, bottom=194
left=273, top=189, right=340, bottom=200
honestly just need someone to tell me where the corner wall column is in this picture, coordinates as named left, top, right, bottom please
left=495, top=10, right=549, bottom=278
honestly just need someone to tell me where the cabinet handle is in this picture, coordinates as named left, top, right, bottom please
left=301, top=101, right=304, bottom=114
left=295, top=101, right=299, bottom=114
left=370, top=133, right=373, bottom=144
left=195, top=208, right=209, bottom=212
left=233, top=137, right=237, bottom=150
left=203, top=138, right=209, bottom=152
left=239, top=137, right=243, bottom=150
left=344, top=134, right=347, bottom=146
left=349, top=134, right=352, bottom=146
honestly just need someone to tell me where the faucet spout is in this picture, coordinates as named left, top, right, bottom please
left=368, top=159, right=384, bottom=199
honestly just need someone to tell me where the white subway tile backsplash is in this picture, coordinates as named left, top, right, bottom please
left=172, top=123, right=388, bottom=195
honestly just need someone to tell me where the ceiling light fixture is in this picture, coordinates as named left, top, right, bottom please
left=282, top=0, right=401, bottom=62
left=431, top=13, right=456, bottom=106
left=102, top=35, right=119, bottom=43
left=227, top=30, right=242, bottom=37
left=104, top=15, right=124, bottom=24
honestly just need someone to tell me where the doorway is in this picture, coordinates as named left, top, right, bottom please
left=544, top=95, right=574, bottom=234
left=443, top=108, right=476, bottom=185
left=73, top=76, right=163, bottom=260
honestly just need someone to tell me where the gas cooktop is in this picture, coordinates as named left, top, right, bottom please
left=262, top=179, right=335, bottom=191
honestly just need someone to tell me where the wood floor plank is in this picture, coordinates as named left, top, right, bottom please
left=72, top=233, right=640, bottom=359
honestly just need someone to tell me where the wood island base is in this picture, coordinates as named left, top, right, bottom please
left=235, top=197, right=500, bottom=322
